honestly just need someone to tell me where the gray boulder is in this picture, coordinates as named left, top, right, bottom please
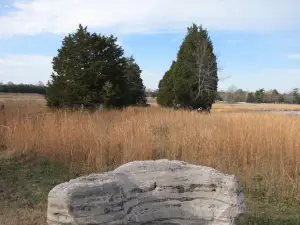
left=47, top=159, right=245, bottom=225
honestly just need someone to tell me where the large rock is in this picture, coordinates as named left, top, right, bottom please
left=47, top=159, right=245, bottom=225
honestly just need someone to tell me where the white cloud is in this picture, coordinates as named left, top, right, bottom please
left=0, top=55, right=52, bottom=84
left=288, top=54, right=300, bottom=60
left=0, top=0, right=299, bottom=36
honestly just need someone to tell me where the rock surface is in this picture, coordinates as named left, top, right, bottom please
left=47, top=159, right=245, bottom=225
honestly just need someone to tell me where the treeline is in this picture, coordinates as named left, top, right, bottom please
left=0, top=82, right=45, bottom=94
left=145, top=89, right=158, bottom=98
left=148, top=87, right=300, bottom=105
left=218, top=87, right=300, bottom=104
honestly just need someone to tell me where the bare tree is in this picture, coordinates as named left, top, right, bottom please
left=178, top=38, right=219, bottom=105
left=226, top=85, right=238, bottom=103
left=192, top=39, right=219, bottom=101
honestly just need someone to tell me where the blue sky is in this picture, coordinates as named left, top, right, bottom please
left=0, top=0, right=300, bottom=92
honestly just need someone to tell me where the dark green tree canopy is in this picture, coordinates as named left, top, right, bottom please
left=124, top=56, right=147, bottom=105
left=0, top=82, right=45, bottom=95
left=246, top=92, right=255, bottom=103
left=157, top=60, right=176, bottom=107
left=157, top=23, right=218, bottom=109
left=46, top=24, right=146, bottom=109
left=254, top=88, right=265, bottom=103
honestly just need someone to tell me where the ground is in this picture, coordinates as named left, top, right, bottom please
left=1, top=93, right=300, bottom=224
left=0, top=149, right=71, bottom=224
left=1, top=149, right=300, bottom=225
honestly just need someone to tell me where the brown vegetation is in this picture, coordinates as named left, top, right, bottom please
left=1, top=96, right=300, bottom=201
left=213, top=102, right=300, bottom=112
left=1, top=95, right=300, bottom=224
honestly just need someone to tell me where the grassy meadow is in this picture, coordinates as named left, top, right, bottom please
left=1, top=93, right=300, bottom=224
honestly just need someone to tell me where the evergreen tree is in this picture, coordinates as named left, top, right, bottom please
left=46, top=24, right=142, bottom=109
left=157, top=24, right=218, bottom=109
left=254, top=88, right=265, bottom=103
left=215, top=92, right=223, bottom=101
left=157, top=61, right=176, bottom=107
left=278, top=95, right=285, bottom=103
left=246, top=92, right=255, bottom=103
left=292, top=88, right=300, bottom=104
left=123, top=56, right=147, bottom=105
left=0, top=82, right=45, bottom=94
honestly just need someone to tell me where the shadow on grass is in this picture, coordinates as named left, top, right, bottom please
left=0, top=149, right=75, bottom=225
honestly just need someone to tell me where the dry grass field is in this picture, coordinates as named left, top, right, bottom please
left=1, top=94, right=300, bottom=224
left=213, top=102, right=300, bottom=112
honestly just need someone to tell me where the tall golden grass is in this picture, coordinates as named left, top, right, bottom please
left=1, top=98, right=300, bottom=205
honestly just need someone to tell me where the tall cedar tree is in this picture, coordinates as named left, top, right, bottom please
left=124, top=56, right=147, bottom=105
left=157, top=61, right=176, bottom=107
left=46, top=24, right=145, bottom=109
left=157, top=24, right=218, bottom=109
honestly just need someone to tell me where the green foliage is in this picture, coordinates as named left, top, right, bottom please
left=124, top=56, right=147, bottom=105
left=278, top=95, right=285, bottom=103
left=45, top=24, right=145, bottom=109
left=254, top=88, right=265, bottom=103
left=151, top=90, right=158, bottom=98
left=246, top=93, right=255, bottom=103
left=103, top=81, right=118, bottom=108
left=145, top=89, right=158, bottom=98
left=273, top=89, right=279, bottom=95
left=215, top=92, right=223, bottom=101
left=157, top=24, right=218, bottom=109
left=0, top=150, right=71, bottom=210
left=157, top=61, right=176, bottom=107
left=0, top=82, right=45, bottom=94
left=245, top=89, right=288, bottom=104
left=292, top=88, right=300, bottom=104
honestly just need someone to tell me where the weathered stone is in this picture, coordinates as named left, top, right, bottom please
left=47, top=159, right=245, bottom=225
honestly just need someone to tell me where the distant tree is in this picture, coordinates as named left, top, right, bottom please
left=246, top=92, right=255, bottom=103
left=0, top=82, right=45, bottom=94
left=45, top=24, right=145, bottom=109
left=218, top=91, right=227, bottom=102
left=264, top=89, right=280, bottom=103
left=226, top=85, right=238, bottom=103
left=145, top=89, right=152, bottom=97
left=157, top=23, right=218, bottom=109
left=215, top=92, right=223, bottom=101
left=37, top=81, right=45, bottom=86
left=225, top=86, right=248, bottom=103
left=254, top=88, right=265, bottom=103
left=236, top=89, right=248, bottom=102
left=150, top=90, right=158, bottom=98
left=278, top=95, right=285, bottom=103
left=292, top=88, right=300, bottom=104
left=282, top=92, right=294, bottom=104
left=273, top=89, right=279, bottom=95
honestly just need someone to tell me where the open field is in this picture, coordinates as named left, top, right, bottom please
left=0, top=93, right=46, bottom=102
left=147, top=96, right=300, bottom=112
left=1, top=94, right=300, bottom=224
left=213, top=102, right=300, bottom=113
